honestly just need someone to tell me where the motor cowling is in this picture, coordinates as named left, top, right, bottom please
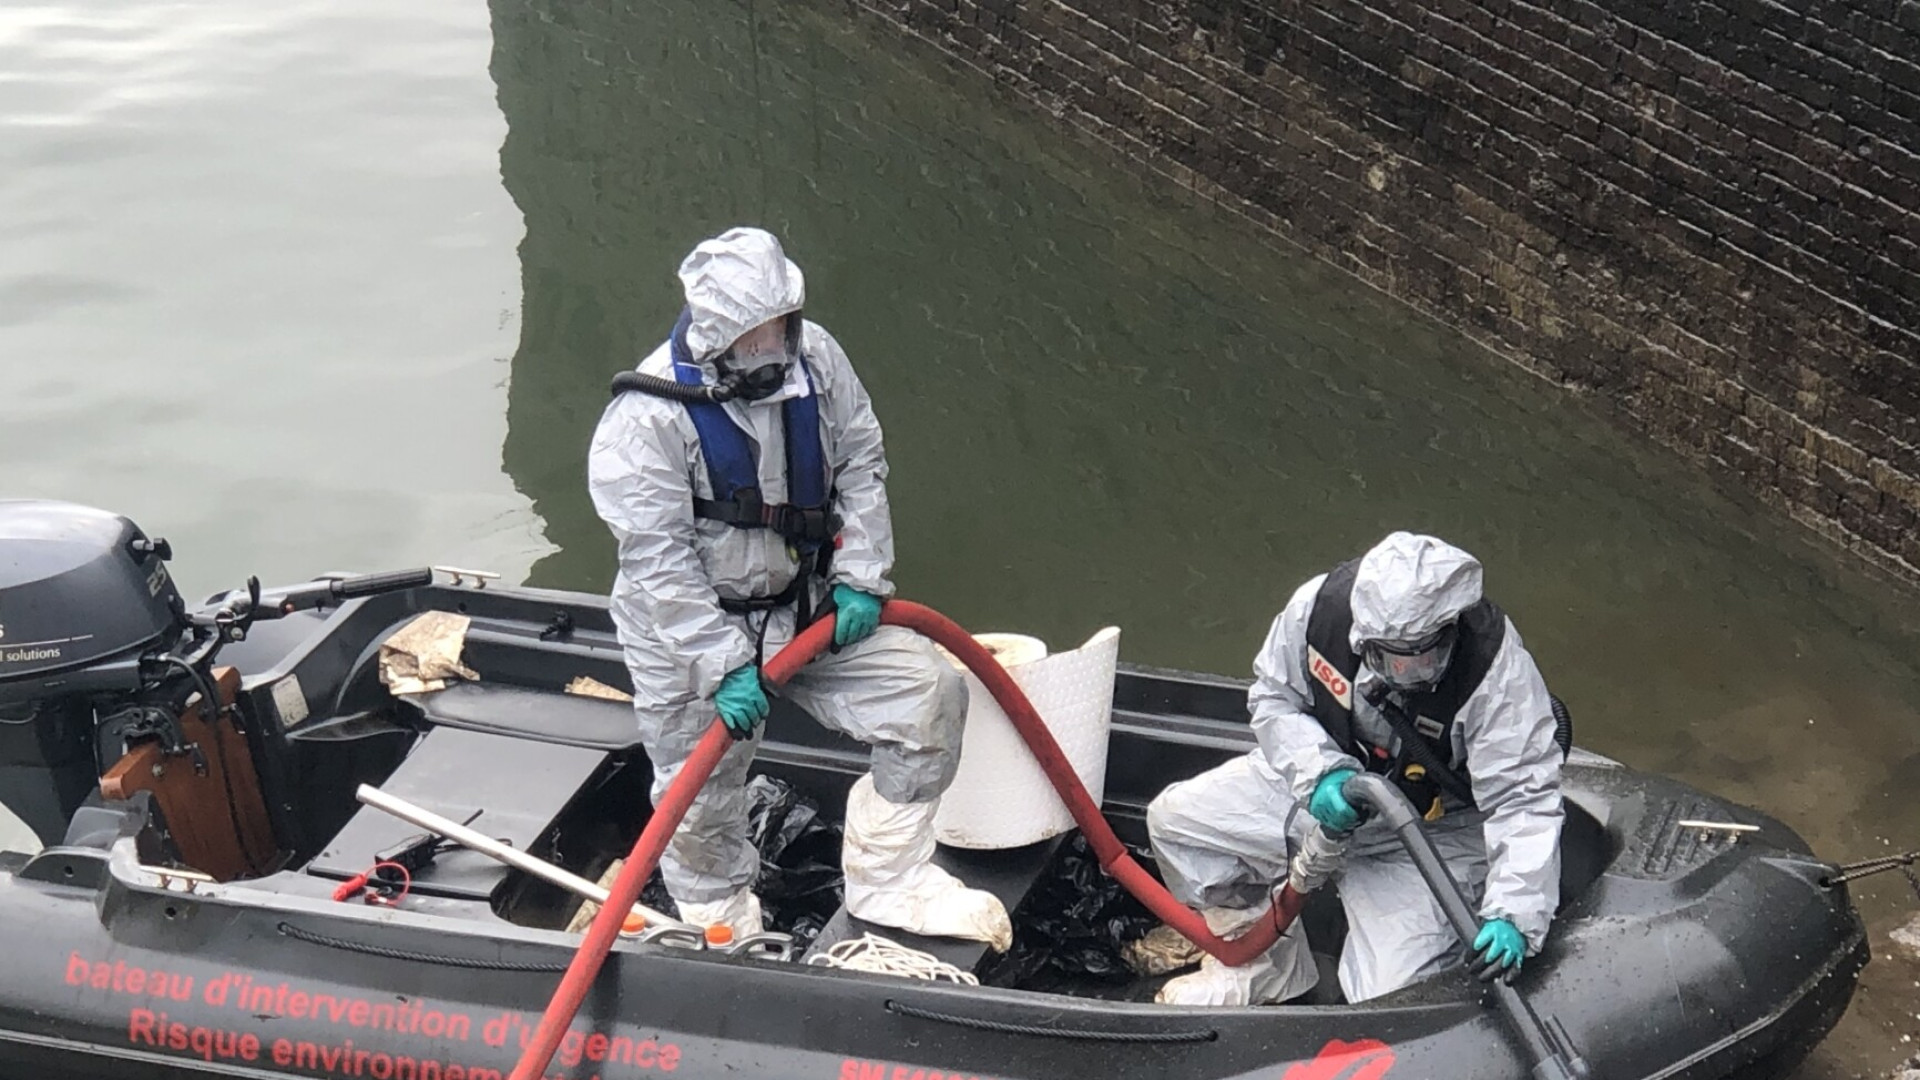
left=0, top=500, right=184, bottom=693
left=0, top=500, right=187, bottom=846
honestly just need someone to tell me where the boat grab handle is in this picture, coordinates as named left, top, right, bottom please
left=722, top=931, right=797, bottom=963
left=632, top=925, right=707, bottom=949
left=629, top=923, right=794, bottom=961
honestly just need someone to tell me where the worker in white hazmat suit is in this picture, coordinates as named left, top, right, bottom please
left=1147, top=532, right=1566, bottom=1004
left=587, top=226, right=1011, bottom=949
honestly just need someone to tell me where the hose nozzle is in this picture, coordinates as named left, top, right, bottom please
left=1287, top=822, right=1350, bottom=895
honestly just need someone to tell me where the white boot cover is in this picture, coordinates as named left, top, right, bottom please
left=676, top=888, right=764, bottom=941
left=1155, top=904, right=1319, bottom=1006
left=841, top=774, right=1014, bottom=951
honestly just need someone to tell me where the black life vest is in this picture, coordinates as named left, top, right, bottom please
left=1302, top=557, right=1506, bottom=818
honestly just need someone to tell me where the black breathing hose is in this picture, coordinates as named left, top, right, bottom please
left=610, top=370, right=740, bottom=404
left=1550, top=694, right=1574, bottom=758
left=1368, top=689, right=1577, bottom=810
left=1368, top=688, right=1481, bottom=807
left=1343, top=773, right=1591, bottom=1080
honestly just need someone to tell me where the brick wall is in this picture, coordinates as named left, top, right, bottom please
left=831, top=0, right=1920, bottom=580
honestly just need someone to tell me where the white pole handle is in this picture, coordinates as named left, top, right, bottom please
left=352, top=784, right=687, bottom=930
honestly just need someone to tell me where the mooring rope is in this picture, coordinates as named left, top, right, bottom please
left=806, top=932, right=979, bottom=985
left=882, top=1000, right=1219, bottom=1044
left=1820, top=851, right=1920, bottom=899
left=278, top=922, right=571, bottom=972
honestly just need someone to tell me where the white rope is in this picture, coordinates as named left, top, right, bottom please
left=804, top=932, right=980, bottom=985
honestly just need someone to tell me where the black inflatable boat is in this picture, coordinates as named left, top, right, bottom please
left=0, top=501, right=1868, bottom=1080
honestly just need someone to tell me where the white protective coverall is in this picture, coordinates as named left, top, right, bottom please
left=587, top=227, right=1009, bottom=948
left=1147, top=532, right=1563, bottom=1004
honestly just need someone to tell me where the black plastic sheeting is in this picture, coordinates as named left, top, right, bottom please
left=635, top=785, right=1163, bottom=984
left=638, top=776, right=844, bottom=950
left=979, top=831, right=1162, bottom=994
left=745, top=775, right=844, bottom=947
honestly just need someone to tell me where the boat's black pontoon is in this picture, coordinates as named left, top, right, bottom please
left=0, top=500, right=1866, bottom=1080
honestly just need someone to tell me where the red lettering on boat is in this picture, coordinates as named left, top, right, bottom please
left=845, top=1060, right=998, bottom=1080
left=66, top=953, right=193, bottom=1001
left=1281, top=1037, right=1397, bottom=1080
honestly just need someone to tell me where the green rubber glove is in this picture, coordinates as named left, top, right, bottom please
left=1308, top=768, right=1363, bottom=833
left=831, top=584, right=882, bottom=648
left=1470, top=917, right=1526, bottom=982
left=714, top=664, right=770, bottom=740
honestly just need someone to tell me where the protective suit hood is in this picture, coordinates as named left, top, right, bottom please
left=677, top=227, right=806, bottom=363
left=1348, top=532, right=1484, bottom=648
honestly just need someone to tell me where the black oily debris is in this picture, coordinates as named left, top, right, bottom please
left=639, top=774, right=845, bottom=951
left=979, top=831, right=1162, bottom=995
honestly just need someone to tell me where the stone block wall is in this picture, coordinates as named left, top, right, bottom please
left=833, top=0, right=1920, bottom=579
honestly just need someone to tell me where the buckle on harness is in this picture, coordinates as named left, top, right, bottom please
left=698, top=488, right=839, bottom=544
left=732, top=486, right=766, bottom=523
left=763, top=504, right=841, bottom=544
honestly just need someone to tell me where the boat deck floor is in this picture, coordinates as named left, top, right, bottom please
left=802, top=835, right=1066, bottom=974
left=307, top=726, right=608, bottom=900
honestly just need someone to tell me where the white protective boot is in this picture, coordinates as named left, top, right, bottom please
left=841, top=774, right=1014, bottom=951
left=675, top=887, right=764, bottom=942
left=1155, top=904, right=1319, bottom=1006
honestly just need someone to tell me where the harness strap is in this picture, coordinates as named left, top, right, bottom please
left=689, top=494, right=840, bottom=544
left=717, top=575, right=805, bottom=616
left=1366, top=687, right=1479, bottom=809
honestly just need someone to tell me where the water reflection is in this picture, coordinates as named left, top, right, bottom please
left=0, top=0, right=546, bottom=593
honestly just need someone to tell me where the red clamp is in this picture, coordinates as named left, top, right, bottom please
left=330, top=873, right=371, bottom=903
left=331, top=861, right=413, bottom=906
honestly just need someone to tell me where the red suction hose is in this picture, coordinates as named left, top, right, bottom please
left=879, top=602, right=1305, bottom=965
left=510, top=601, right=1303, bottom=1080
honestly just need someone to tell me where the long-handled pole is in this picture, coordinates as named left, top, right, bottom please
left=352, top=784, right=688, bottom=931
left=1343, top=772, right=1592, bottom=1080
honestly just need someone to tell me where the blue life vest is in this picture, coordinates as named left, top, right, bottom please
left=666, top=308, right=837, bottom=556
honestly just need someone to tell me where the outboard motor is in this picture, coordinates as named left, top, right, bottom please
left=0, top=499, right=434, bottom=879
left=0, top=501, right=187, bottom=848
